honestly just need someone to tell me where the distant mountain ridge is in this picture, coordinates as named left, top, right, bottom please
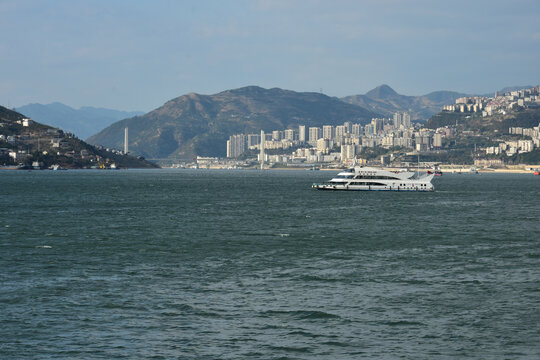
left=482, top=85, right=533, bottom=97
left=342, top=84, right=535, bottom=121
left=341, top=84, right=468, bottom=121
left=16, top=102, right=144, bottom=140
left=87, top=86, right=380, bottom=159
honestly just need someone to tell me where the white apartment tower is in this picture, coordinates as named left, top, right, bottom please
left=351, top=123, right=362, bottom=137
left=343, top=121, right=352, bottom=134
left=340, top=144, right=356, bottom=162
left=226, top=134, right=246, bottom=158
left=298, top=125, right=306, bottom=143
left=260, top=130, right=265, bottom=169
left=284, top=129, right=295, bottom=141
left=322, top=125, right=334, bottom=140
left=308, top=127, right=321, bottom=145
left=124, top=127, right=129, bottom=154
left=335, top=125, right=346, bottom=138
left=393, top=112, right=411, bottom=129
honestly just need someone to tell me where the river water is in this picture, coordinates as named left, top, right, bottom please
left=1, top=169, right=539, bottom=359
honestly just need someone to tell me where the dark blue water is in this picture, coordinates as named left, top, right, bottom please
left=1, top=169, right=539, bottom=359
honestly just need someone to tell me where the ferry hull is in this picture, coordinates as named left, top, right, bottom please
left=312, top=184, right=434, bottom=192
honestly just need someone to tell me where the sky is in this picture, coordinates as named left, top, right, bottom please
left=1, top=0, right=539, bottom=112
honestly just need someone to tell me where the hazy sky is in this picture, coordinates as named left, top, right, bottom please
left=1, top=0, right=539, bottom=111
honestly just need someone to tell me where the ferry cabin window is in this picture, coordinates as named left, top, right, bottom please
left=335, top=175, right=354, bottom=179
left=354, top=175, right=400, bottom=180
left=350, top=182, right=386, bottom=186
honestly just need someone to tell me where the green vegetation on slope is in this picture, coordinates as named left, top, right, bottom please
left=87, top=86, right=380, bottom=160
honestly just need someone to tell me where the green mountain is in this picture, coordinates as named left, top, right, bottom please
left=16, top=102, right=144, bottom=140
left=0, top=105, right=157, bottom=169
left=341, top=84, right=468, bottom=122
left=87, top=86, right=380, bottom=160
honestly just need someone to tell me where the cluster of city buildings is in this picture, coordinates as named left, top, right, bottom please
left=226, top=112, right=455, bottom=166
left=484, top=123, right=540, bottom=157
left=442, top=86, right=540, bottom=117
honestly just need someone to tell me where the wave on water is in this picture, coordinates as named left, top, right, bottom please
left=381, top=320, right=425, bottom=326
left=298, top=274, right=342, bottom=282
left=35, top=245, right=52, bottom=248
left=261, top=309, right=342, bottom=320
left=267, top=345, right=312, bottom=353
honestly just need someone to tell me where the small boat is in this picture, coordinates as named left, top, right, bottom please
left=0, top=164, right=26, bottom=170
left=312, top=166, right=435, bottom=191
left=534, top=170, right=540, bottom=176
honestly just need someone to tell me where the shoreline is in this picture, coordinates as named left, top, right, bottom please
left=193, top=166, right=538, bottom=174
left=2, top=165, right=537, bottom=174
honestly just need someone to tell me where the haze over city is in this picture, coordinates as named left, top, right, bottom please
left=1, top=0, right=539, bottom=112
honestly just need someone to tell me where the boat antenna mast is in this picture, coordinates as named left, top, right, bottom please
left=417, top=152, right=420, bottom=178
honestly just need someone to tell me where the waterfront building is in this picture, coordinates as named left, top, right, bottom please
left=317, top=138, right=331, bottom=153
left=340, top=144, right=356, bottom=162
left=259, top=130, right=265, bottom=168
left=227, top=134, right=246, bottom=158
left=124, top=127, right=129, bottom=154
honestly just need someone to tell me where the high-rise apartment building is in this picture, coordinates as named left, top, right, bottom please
left=335, top=125, right=346, bottom=138
left=284, top=129, right=295, bottom=141
left=259, top=130, right=265, bottom=168
left=351, top=123, right=362, bottom=137
left=308, top=127, right=321, bottom=144
left=340, top=144, right=356, bottom=162
left=298, top=125, right=306, bottom=143
left=226, top=134, right=246, bottom=158
left=371, top=118, right=384, bottom=134
left=433, top=133, right=443, bottom=148
left=322, top=125, right=334, bottom=140
left=394, top=112, right=411, bottom=129
left=343, top=122, right=352, bottom=134
left=364, top=123, right=375, bottom=136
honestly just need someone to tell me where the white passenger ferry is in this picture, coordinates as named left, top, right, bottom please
left=312, top=166, right=435, bottom=191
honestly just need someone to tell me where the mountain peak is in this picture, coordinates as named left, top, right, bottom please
left=88, top=87, right=379, bottom=159
left=365, top=84, right=398, bottom=99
